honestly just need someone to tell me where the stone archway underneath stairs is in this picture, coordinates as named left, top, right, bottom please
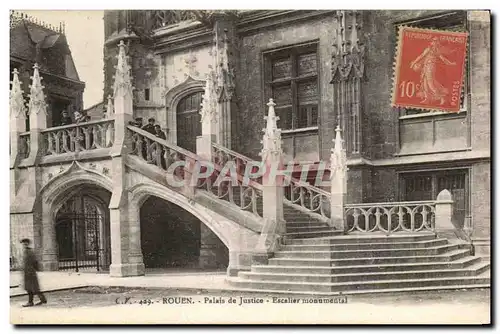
left=139, top=196, right=229, bottom=271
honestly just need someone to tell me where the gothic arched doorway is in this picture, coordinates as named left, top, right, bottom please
left=176, top=91, right=203, bottom=153
left=55, top=194, right=111, bottom=272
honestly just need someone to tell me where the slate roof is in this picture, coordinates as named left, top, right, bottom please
left=10, top=12, right=80, bottom=82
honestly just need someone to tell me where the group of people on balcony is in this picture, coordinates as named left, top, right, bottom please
left=58, top=109, right=91, bottom=127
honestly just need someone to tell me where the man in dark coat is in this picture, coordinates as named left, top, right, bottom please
left=21, top=238, right=47, bottom=307
left=154, top=125, right=167, bottom=140
left=59, top=110, right=73, bottom=126
left=142, top=117, right=156, bottom=135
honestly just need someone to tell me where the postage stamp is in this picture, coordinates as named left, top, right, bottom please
left=392, top=26, right=468, bottom=112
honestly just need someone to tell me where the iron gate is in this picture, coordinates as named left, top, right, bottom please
left=56, top=211, right=104, bottom=272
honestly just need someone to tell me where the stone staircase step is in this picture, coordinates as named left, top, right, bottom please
left=273, top=244, right=462, bottom=259
left=285, top=230, right=343, bottom=239
left=284, top=233, right=437, bottom=245
left=268, top=248, right=472, bottom=266
left=285, top=215, right=324, bottom=222
left=286, top=226, right=334, bottom=233
left=239, top=261, right=490, bottom=284
left=281, top=238, right=449, bottom=251
left=285, top=221, right=329, bottom=226
left=228, top=273, right=490, bottom=293
left=252, top=256, right=482, bottom=275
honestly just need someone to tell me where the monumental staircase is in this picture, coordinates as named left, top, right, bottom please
left=9, top=40, right=490, bottom=294
left=123, top=123, right=490, bottom=295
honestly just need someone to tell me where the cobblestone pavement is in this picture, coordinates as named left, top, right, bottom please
left=10, top=286, right=490, bottom=324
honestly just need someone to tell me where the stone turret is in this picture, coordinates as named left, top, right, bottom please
left=259, top=99, right=283, bottom=163
left=113, top=40, right=134, bottom=101
left=28, top=63, right=47, bottom=120
left=111, top=40, right=134, bottom=156
left=255, top=98, right=285, bottom=263
left=10, top=68, right=27, bottom=168
left=10, top=69, right=26, bottom=119
left=330, top=124, right=347, bottom=231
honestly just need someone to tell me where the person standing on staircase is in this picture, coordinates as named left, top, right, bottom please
left=20, top=238, right=47, bottom=307
left=142, top=117, right=156, bottom=135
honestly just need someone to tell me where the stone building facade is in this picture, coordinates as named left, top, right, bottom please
left=102, top=10, right=490, bottom=257
left=9, top=10, right=490, bottom=278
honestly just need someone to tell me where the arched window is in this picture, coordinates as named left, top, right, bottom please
left=176, top=91, right=203, bottom=152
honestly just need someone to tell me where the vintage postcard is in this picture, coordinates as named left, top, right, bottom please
left=9, top=9, right=491, bottom=325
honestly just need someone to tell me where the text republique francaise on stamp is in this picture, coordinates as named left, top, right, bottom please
left=392, top=26, right=468, bottom=112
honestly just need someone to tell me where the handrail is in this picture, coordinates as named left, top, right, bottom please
left=128, top=126, right=263, bottom=191
left=41, top=118, right=114, bottom=133
left=127, top=125, right=199, bottom=161
left=211, top=142, right=330, bottom=197
left=345, top=200, right=436, bottom=208
left=127, top=126, right=264, bottom=218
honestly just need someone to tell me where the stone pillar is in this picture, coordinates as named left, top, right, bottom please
left=214, top=15, right=237, bottom=149
left=10, top=68, right=28, bottom=207
left=109, top=40, right=144, bottom=277
left=434, top=189, right=457, bottom=241
left=199, top=223, right=227, bottom=269
left=330, top=124, right=347, bottom=231
left=10, top=68, right=27, bottom=169
left=254, top=99, right=285, bottom=264
left=25, top=63, right=48, bottom=166
left=331, top=10, right=365, bottom=157
left=196, top=71, right=218, bottom=162
left=22, top=64, right=56, bottom=270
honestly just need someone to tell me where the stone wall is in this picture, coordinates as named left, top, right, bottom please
left=236, top=14, right=337, bottom=160
left=469, top=12, right=491, bottom=152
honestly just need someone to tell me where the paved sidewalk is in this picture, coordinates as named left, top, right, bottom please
left=10, top=270, right=233, bottom=297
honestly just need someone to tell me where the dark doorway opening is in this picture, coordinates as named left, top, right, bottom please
left=140, top=196, right=228, bottom=270
left=176, top=91, right=202, bottom=153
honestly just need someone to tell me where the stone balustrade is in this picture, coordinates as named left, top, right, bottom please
left=344, top=200, right=437, bottom=234
left=285, top=181, right=331, bottom=221
left=42, top=119, right=115, bottom=156
left=211, top=142, right=330, bottom=221
left=128, top=126, right=264, bottom=218
left=19, top=132, right=30, bottom=159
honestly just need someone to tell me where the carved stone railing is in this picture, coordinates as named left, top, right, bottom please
left=199, top=177, right=263, bottom=218
left=128, top=126, right=194, bottom=180
left=212, top=142, right=331, bottom=221
left=19, top=132, right=30, bottom=159
left=286, top=181, right=331, bottom=221
left=344, top=201, right=436, bottom=234
left=41, top=120, right=115, bottom=156
left=212, top=142, right=260, bottom=181
left=128, top=127, right=263, bottom=218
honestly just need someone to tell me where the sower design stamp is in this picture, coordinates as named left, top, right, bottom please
left=392, top=26, right=468, bottom=112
